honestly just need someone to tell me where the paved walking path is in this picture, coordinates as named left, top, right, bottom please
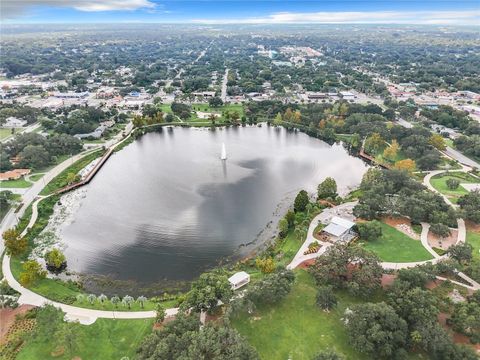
left=287, top=202, right=357, bottom=269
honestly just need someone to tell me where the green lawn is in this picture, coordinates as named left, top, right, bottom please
left=17, top=318, right=154, bottom=360
left=0, top=178, right=32, bottom=188
left=430, top=172, right=479, bottom=203
left=232, top=270, right=424, bottom=360
left=29, top=173, right=44, bottom=182
left=275, top=230, right=303, bottom=267
left=0, top=127, right=15, bottom=140
left=232, top=270, right=367, bottom=360
left=466, top=231, right=480, bottom=260
left=361, top=222, right=433, bottom=262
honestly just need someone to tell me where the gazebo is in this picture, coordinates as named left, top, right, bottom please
left=228, top=271, right=250, bottom=290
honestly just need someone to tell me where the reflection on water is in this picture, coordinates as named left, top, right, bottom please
left=63, top=126, right=367, bottom=283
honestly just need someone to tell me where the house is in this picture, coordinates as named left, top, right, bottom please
left=4, top=117, right=27, bottom=128
left=228, top=271, right=250, bottom=290
left=192, top=91, right=216, bottom=98
left=322, top=216, right=356, bottom=243
left=0, top=168, right=31, bottom=181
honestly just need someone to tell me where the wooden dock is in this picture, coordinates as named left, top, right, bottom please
left=54, top=148, right=114, bottom=195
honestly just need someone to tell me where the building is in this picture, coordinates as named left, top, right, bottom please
left=228, top=271, right=250, bottom=290
left=54, top=91, right=89, bottom=99
left=340, top=91, right=356, bottom=101
left=307, top=92, right=327, bottom=100
left=192, top=91, right=216, bottom=98
left=0, top=168, right=31, bottom=181
left=322, top=216, right=356, bottom=243
left=4, top=117, right=27, bottom=128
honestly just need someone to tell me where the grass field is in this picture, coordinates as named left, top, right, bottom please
left=0, top=127, right=15, bottom=140
left=430, top=172, right=479, bottom=203
left=17, top=318, right=154, bottom=360
left=232, top=270, right=424, bottom=360
left=0, top=178, right=32, bottom=188
left=361, top=222, right=433, bottom=262
left=29, top=173, right=44, bottom=182
left=231, top=270, right=369, bottom=360
left=466, top=231, right=480, bottom=260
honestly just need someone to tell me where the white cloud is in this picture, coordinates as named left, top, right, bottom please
left=192, top=10, right=480, bottom=25
left=1, top=0, right=156, bottom=19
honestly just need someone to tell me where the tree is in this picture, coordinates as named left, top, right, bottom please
left=357, top=221, right=382, bottom=241
left=429, top=134, right=446, bottom=150
left=364, top=133, right=384, bottom=154
left=294, top=190, right=309, bottom=212
left=430, top=223, right=451, bottom=238
left=273, top=112, right=283, bottom=126
left=255, top=257, right=276, bottom=273
left=111, top=295, right=120, bottom=308
left=3, top=228, right=28, bottom=256
left=19, top=144, right=51, bottom=169
left=208, top=96, right=223, bottom=107
left=383, top=139, right=400, bottom=161
left=87, top=294, right=97, bottom=304
left=387, top=287, right=438, bottom=329
left=317, top=177, right=337, bottom=200
left=137, top=295, right=147, bottom=309
left=122, top=295, right=134, bottom=309
left=44, top=248, right=67, bottom=273
left=137, top=314, right=258, bottom=360
left=19, top=260, right=46, bottom=286
left=57, top=322, right=80, bottom=358
left=244, top=269, right=295, bottom=305
left=316, top=286, right=337, bottom=311
left=446, top=178, right=460, bottom=190
left=310, top=244, right=382, bottom=298
left=345, top=302, right=408, bottom=359
left=450, top=292, right=480, bottom=342
left=313, top=349, right=345, bottom=360
left=155, top=304, right=166, bottom=323
left=447, top=243, right=472, bottom=263
left=285, top=210, right=295, bottom=228
left=183, top=272, right=233, bottom=313
left=278, top=219, right=289, bottom=238
left=458, top=190, right=480, bottom=223
left=394, top=159, right=416, bottom=173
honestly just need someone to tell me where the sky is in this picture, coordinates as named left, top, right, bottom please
left=1, top=0, right=479, bottom=25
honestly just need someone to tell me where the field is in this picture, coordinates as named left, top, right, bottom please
left=0, top=178, right=32, bottom=188
left=0, top=127, right=15, bottom=140
left=466, top=231, right=480, bottom=260
left=17, top=318, right=154, bottom=360
left=360, top=222, right=433, bottom=262
left=430, top=172, right=480, bottom=203
left=232, top=270, right=424, bottom=360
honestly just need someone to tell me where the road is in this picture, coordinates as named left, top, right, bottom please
left=395, top=116, right=480, bottom=168
left=0, top=148, right=99, bottom=254
left=221, top=68, right=229, bottom=102
left=443, top=146, right=480, bottom=168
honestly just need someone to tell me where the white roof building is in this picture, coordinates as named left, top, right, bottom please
left=323, top=216, right=356, bottom=242
left=4, top=117, right=27, bottom=128
left=228, top=271, right=250, bottom=290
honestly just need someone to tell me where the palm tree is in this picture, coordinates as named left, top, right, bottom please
left=137, top=296, right=147, bottom=309
left=76, top=294, right=85, bottom=303
left=208, top=113, right=216, bottom=125
left=122, top=295, right=134, bottom=309
left=87, top=294, right=96, bottom=305
left=110, top=296, right=120, bottom=308
left=98, top=294, right=108, bottom=303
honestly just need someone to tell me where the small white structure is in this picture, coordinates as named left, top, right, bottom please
left=228, top=271, right=250, bottom=290
left=323, top=216, right=356, bottom=243
left=4, top=116, right=27, bottom=128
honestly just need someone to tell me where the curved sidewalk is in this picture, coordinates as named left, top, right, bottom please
left=2, top=255, right=178, bottom=325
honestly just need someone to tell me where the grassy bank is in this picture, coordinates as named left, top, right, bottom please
left=40, top=150, right=104, bottom=195
left=466, top=231, right=480, bottom=261
left=430, top=172, right=479, bottom=204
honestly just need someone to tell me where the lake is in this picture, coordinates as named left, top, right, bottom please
left=62, top=126, right=367, bottom=285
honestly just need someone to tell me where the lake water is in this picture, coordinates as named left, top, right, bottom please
left=62, top=126, right=367, bottom=284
